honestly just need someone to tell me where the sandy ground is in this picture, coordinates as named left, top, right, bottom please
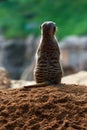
left=0, top=84, right=87, bottom=130
left=62, top=71, right=87, bottom=86
left=9, top=71, right=87, bottom=89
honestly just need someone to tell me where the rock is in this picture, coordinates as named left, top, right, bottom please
left=2, top=39, right=26, bottom=79
left=25, top=35, right=39, bottom=59
left=11, top=80, right=35, bottom=89
left=60, top=36, right=87, bottom=75
left=0, top=67, right=11, bottom=89
left=1, top=36, right=40, bottom=80
left=62, top=71, right=87, bottom=86
left=0, top=35, right=6, bottom=67
left=21, top=58, right=35, bottom=81
left=21, top=36, right=40, bottom=81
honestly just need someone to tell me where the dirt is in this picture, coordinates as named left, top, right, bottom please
left=0, top=84, right=87, bottom=130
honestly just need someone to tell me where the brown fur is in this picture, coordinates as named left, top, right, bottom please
left=24, top=21, right=63, bottom=89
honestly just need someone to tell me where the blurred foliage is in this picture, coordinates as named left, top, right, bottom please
left=0, top=0, right=87, bottom=39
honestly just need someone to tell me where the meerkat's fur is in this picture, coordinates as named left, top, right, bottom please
left=24, top=21, right=63, bottom=89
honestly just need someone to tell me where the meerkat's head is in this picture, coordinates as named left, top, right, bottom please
left=40, top=21, right=57, bottom=37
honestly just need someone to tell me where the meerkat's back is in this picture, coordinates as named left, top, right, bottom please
left=24, top=21, right=63, bottom=89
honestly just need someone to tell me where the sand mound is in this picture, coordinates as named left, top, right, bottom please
left=0, top=84, right=87, bottom=130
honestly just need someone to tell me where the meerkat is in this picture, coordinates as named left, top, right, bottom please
left=24, top=21, right=63, bottom=89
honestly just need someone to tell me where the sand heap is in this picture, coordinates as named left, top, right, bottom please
left=0, top=84, right=87, bottom=130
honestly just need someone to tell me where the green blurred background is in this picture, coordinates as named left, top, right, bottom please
left=0, top=0, right=87, bottom=39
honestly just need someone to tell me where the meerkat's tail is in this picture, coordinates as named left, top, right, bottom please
left=23, top=82, right=51, bottom=89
